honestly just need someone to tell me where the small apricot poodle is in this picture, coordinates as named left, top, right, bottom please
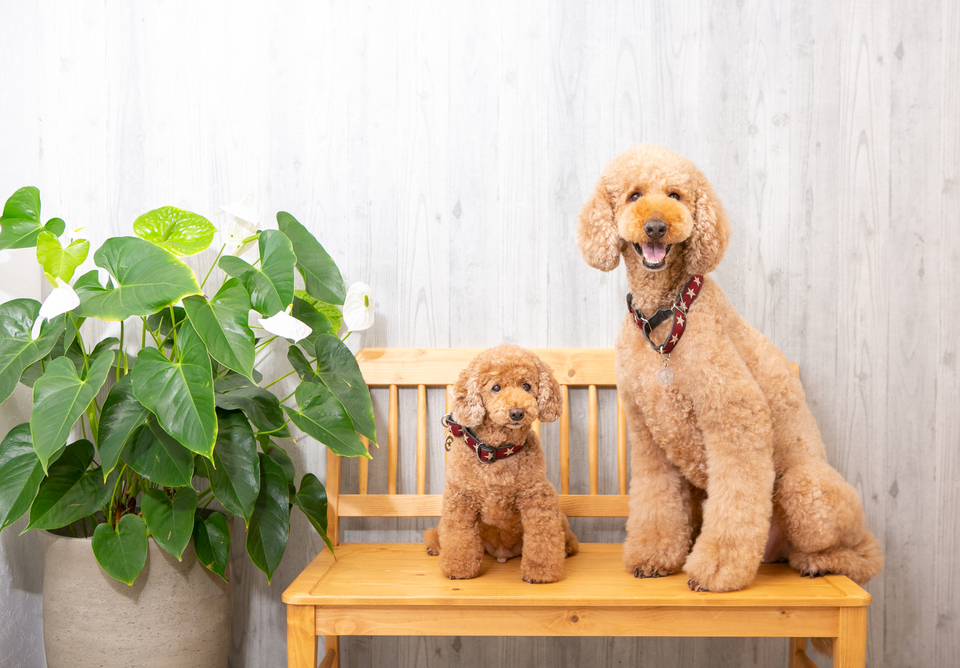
left=577, top=144, right=882, bottom=593
left=423, top=345, right=579, bottom=583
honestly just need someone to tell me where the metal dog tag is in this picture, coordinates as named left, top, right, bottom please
left=656, top=353, right=673, bottom=385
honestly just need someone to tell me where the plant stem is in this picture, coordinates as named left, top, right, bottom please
left=169, top=305, right=179, bottom=356
left=108, top=465, right=126, bottom=528
left=281, top=389, right=296, bottom=403
left=200, top=244, right=225, bottom=290
left=255, top=336, right=277, bottom=353
left=85, top=400, right=99, bottom=439
left=341, top=331, right=352, bottom=343
left=117, top=320, right=124, bottom=382
left=70, top=313, right=91, bottom=374
left=264, top=369, right=296, bottom=389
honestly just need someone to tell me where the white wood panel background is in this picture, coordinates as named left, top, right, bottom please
left=0, top=0, right=957, bottom=666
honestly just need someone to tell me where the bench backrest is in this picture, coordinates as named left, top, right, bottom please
left=326, top=349, right=629, bottom=545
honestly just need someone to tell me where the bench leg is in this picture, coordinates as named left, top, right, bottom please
left=790, top=638, right=817, bottom=668
left=834, top=608, right=868, bottom=668
left=320, top=636, right=340, bottom=668
left=287, top=605, right=318, bottom=668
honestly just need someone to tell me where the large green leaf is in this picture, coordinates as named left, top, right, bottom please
left=313, top=334, right=376, bottom=443
left=215, top=385, right=289, bottom=438
left=74, top=237, right=202, bottom=321
left=294, top=473, right=334, bottom=555
left=30, top=351, right=114, bottom=473
left=131, top=321, right=216, bottom=458
left=193, top=512, right=231, bottom=581
left=285, top=382, right=369, bottom=458
left=245, top=453, right=289, bottom=583
left=120, top=420, right=194, bottom=487
left=277, top=212, right=345, bottom=305
left=26, top=440, right=107, bottom=531
left=0, top=299, right=65, bottom=404
left=0, top=187, right=65, bottom=250
left=96, top=375, right=149, bottom=479
left=183, top=279, right=255, bottom=380
left=0, top=424, right=44, bottom=530
left=36, top=231, right=89, bottom=283
left=141, top=487, right=198, bottom=560
left=133, top=206, right=215, bottom=257
left=198, top=410, right=259, bottom=524
left=218, top=229, right=295, bottom=316
left=92, top=514, right=148, bottom=585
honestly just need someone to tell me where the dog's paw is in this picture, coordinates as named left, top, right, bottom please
left=438, top=552, right=482, bottom=580
left=520, top=559, right=563, bottom=584
left=426, top=546, right=439, bottom=556
left=622, top=534, right=687, bottom=579
left=635, top=569, right=668, bottom=579
left=682, top=538, right=759, bottom=593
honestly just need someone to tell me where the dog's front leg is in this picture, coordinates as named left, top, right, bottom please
left=682, top=366, right=776, bottom=592
left=437, top=485, right=484, bottom=580
left=516, top=483, right=566, bottom=583
left=622, top=404, right=694, bottom=578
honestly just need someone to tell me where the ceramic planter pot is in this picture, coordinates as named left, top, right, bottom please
left=39, top=530, right=231, bottom=668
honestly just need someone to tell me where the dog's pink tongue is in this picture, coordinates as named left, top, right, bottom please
left=642, top=242, right=666, bottom=264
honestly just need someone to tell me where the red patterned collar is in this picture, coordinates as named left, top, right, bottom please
left=441, top=414, right=524, bottom=463
left=627, top=275, right=703, bottom=354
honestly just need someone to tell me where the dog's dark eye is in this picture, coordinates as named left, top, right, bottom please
left=491, top=385, right=501, bottom=393
left=668, top=192, right=681, bottom=200
left=522, top=383, right=531, bottom=392
left=629, top=191, right=641, bottom=202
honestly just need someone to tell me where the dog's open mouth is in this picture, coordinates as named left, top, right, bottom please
left=633, top=242, right=672, bottom=269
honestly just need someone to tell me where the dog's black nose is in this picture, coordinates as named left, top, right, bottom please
left=644, top=219, right=667, bottom=239
left=509, top=408, right=525, bottom=422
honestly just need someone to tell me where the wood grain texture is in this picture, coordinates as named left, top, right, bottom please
left=286, top=544, right=867, bottom=609
left=1, top=1, right=956, bottom=667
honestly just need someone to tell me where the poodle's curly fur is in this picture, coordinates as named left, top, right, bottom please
left=577, top=144, right=883, bottom=592
left=423, top=345, right=579, bottom=583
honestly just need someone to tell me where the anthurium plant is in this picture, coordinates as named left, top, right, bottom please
left=0, top=186, right=376, bottom=585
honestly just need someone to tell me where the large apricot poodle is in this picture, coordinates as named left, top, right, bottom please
left=577, top=144, right=882, bottom=592
left=423, top=345, right=579, bottom=583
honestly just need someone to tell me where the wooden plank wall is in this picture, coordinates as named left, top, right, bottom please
left=0, top=1, right=957, bottom=666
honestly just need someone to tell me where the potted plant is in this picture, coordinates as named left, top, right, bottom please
left=0, top=187, right=376, bottom=667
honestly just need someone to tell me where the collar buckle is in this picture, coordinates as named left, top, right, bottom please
left=474, top=442, right=498, bottom=463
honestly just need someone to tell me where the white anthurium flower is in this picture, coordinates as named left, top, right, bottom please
left=259, top=305, right=312, bottom=342
left=342, top=282, right=375, bottom=331
left=31, top=278, right=80, bottom=340
left=215, top=193, right=261, bottom=256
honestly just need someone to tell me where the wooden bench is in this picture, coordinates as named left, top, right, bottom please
left=283, top=348, right=871, bottom=668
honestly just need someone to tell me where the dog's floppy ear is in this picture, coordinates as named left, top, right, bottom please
left=534, top=357, right=563, bottom=423
left=577, top=179, right=622, bottom=271
left=685, top=180, right=731, bottom=275
left=450, top=366, right=485, bottom=428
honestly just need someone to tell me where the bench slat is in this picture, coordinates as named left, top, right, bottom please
left=355, top=348, right=618, bottom=386
left=313, top=604, right=840, bottom=638
left=336, top=494, right=631, bottom=518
